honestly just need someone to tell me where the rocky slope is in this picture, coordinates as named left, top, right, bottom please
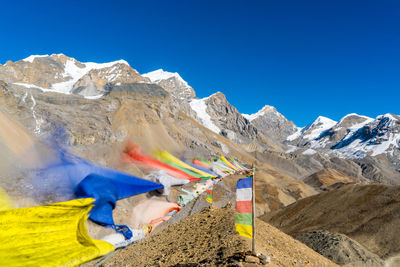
left=0, top=69, right=317, bottom=215
left=261, top=184, right=400, bottom=260
left=303, top=168, right=359, bottom=191
left=295, top=230, right=384, bottom=267
left=142, top=69, right=195, bottom=99
left=243, top=105, right=298, bottom=142
left=102, top=206, right=338, bottom=267
left=0, top=54, right=397, bottom=206
left=2, top=54, right=399, bottom=176
left=189, top=92, right=260, bottom=146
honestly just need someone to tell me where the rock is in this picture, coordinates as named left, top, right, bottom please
left=257, top=253, right=271, bottom=265
left=245, top=105, right=298, bottom=142
left=142, top=69, right=196, bottom=99
left=245, top=255, right=260, bottom=264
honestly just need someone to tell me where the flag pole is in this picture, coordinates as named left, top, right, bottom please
left=251, top=164, right=256, bottom=255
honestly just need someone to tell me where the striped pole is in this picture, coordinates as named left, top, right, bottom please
left=206, top=186, right=213, bottom=207
left=252, top=164, right=256, bottom=255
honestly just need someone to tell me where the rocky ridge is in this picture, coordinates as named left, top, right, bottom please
left=1, top=54, right=399, bottom=173
left=243, top=105, right=298, bottom=142
left=142, top=69, right=195, bottom=99
left=285, top=113, right=400, bottom=170
left=0, top=54, right=149, bottom=98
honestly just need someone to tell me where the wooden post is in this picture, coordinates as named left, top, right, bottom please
left=251, top=164, right=256, bottom=255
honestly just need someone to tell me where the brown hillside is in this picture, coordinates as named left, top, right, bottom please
left=303, top=168, right=358, bottom=191
left=261, top=184, right=400, bottom=258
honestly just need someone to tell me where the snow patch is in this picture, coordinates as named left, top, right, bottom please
left=15, top=82, right=104, bottom=100
left=51, top=59, right=128, bottom=94
left=18, top=88, right=42, bottom=135
left=22, top=54, right=50, bottom=63
left=18, top=54, right=129, bottom=96
left=190, top=98, right=220, bottom=134
left=84, top=94, right=104, bottom=100
left=285, top=145, right=298, bottom=153
left=286, top=127, right=303, bottom=141
left=14, top=83, right=46, bottom=91
left=29, top=92, right=41, bottom=135
left=348, top=118, right=374, bottom=132
left=336, top=133, right=400, bottom=158
left=302, top=148, right=316, bottom=155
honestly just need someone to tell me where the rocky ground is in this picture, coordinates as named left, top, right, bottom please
left=295, top=230, right=384, bottom=266
left=99, top=206, right=338, bottom=267
left=261, top=184, right=400, bottom=262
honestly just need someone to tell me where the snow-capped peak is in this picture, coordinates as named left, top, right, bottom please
left=312, top=116, right=337, bottom=126
left=242, top=105, right=283, bottom=122
left=142, top=69, right=190, bottom=88
left=301, top=116, right=337, bottom=140
left=286, top=112, right=400, bottom=160
left=14, top=54, right=131, bottom=97
left=50, top=58, right=130, bottom=94
left=21, top=54, right=129, bottom=67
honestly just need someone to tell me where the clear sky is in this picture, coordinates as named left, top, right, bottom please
left=1, top=0, right=399, bottom=126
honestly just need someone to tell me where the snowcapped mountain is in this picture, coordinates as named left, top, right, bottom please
left=243, top=105, right=298, bottom=141
left=287, top=116, right=337, bottom=143
left=142, top=69, right=195, bottom=99
left=285, top=113, right=400, bottom=164
left=1, top=54, right=398, bottom=172
left=189, top=92, right=259, bottom=146
left=331, top=114, right=400, bottom=157
left=0, top=54, right=148, bottom=98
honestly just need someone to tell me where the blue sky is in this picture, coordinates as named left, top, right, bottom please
left=1, top=0, right=399, bottom=126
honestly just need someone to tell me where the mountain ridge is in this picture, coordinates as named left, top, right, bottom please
left=1, top=53, right=399, bottom=177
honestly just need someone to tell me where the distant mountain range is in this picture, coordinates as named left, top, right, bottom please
left=1, top=54, right=399, bottom=178
left=284, top=113, right=399, bottom=166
